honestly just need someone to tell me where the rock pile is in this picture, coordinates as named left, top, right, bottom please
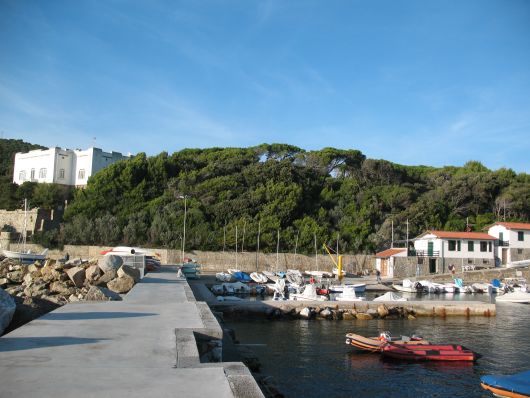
left=0, top=255, right=142, bottom=334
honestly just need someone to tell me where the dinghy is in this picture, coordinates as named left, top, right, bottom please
left=392, top=279, right=424, bottom=293
left=345, top=332, right=428, bottom=352
left=290, top=284, right=328, bottom=301
left=216, top=272, right=235, bottom=282
left=329, top=283, right=367, bottom=293
left=262, top=270, right=279, bottom=282
left=335, top=286, right=365, bottom=301
left=381, top=343, right=479, bottom=361
left=250, top=272, right=268, bottom=283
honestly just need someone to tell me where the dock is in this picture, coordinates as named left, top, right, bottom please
left=0, top=267, right=264, bottom=398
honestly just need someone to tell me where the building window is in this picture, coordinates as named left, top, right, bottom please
left=518, top=249, right=523, bottom=254
left=78, top=169, right=85, bottom=179
left=468, top=259, right=473, bottom=264
left=457, top=240, right=461, bottom=251
left=480, top=241, right=488, bottom=252
left=483, top=259, right=489, bottom=264
left=19, top=171, right=26, bottom=181
left=448, top=240, right=456, bottom=251
left=30, top=168, right=35, bottom=180
left=59, top=169, right=65, bottom=179
left=518, top=231, right=524, bottom=241
left=488, top=242, right=492, bottom=252
left=418, top=258, right=424, bottom=264
left=468, top=241, right=474, bottom=252
left=39, top=168, right=47, bottom=178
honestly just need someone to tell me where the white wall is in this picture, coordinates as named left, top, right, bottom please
left=13, top=148, right=57, bottom=184
left=414, top=234, right=494, bottom=260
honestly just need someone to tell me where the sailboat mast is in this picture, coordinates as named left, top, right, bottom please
left=276, top=229, right=280, bottom=272
left=23, top=198, right=27, bottom=251
left=256, top=221, right=261, bottom=272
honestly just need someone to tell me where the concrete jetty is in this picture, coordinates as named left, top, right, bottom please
left=0, top=267, right=264, bottom=398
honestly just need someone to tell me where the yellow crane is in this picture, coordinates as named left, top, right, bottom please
left=323, top=243, right=344, bottom=282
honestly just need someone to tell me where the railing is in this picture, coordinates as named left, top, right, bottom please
left=409, top=249, right=440, bottom=257
left=497, top=240, right=509, bottom=247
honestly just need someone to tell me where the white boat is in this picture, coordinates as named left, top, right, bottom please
left=211, top=282, right=250, bottom=295
left=495, top=289, right=530, bottom=303
left=392, top=279, right=424, bottom=293
left=215, top=272, right=235, bottom=282
left=286, top=269, right=303, bottom=276
left=304, top=270, right=333, bottom=278
left=290, top=284, right=328, bottom=301
left=418, top=280, right=446, bottom=294
left=2, top=248, right=48, bottom=263
left=332, top=268, right=347, bottom=277
left=250, top=272, right=268, bottom=283
left=335, top=286, right=365, bottom=301
left=286, top=271, right=304, bottom=287
left=262, top=270, right=279, bottom=282
left=373, top=292, right=407, bottom=302
left=329, top=283, right=366, bottom=293
left=443, top=284, right=455, bottom=293
left=2, top=199, right=48, bottom=264
left=227, top=268, right=242, bottom=275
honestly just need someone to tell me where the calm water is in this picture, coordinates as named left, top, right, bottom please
left=225, top=301, right=530, bottom=397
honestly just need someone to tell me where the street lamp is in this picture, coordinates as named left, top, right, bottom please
left=178, top=195, right=189, bottom=264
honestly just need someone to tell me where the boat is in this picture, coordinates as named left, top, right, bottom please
left=418, top=280, right=446, bottom=294
left=101, top=246, right=162, bottom=270
left=495, top=290, right=530, bottom=304
left=262, top=270, right=279, bottom=282
left=211, top=282, right=250, bottom=295
left=286, top=269, right=303, bottom=276
left=276, top=271, right=286, bottom=278
left=231, top=271, right=252, bottom=282
left=216, top=296, right=244, bottom=302
left=328, top=283, right=367, bottom=293
left=2, top=199, right=49, bottom=264
left=216, top=272, right=235, bottom=282
left=250, top=272, right=268, bottom=283
left=290, top=284, right=328, bottom=301
left=481, top=369, right=530, bottom=398
left=304, top=270, right=333, bottom=278
left=286, top=271, right=304, bottom=287
left=345, top=332, right=428, bottom=352
left=373, top=291, right=407, bottom=302
left=381, top=343, right=479, bottom=361
left=335, top=286, right=365, bottom=301
left=392, top=279, right=424, bottom=293
left=227, top=268, right=242, bottom=275
left=506, top=259, right=530, bottom=268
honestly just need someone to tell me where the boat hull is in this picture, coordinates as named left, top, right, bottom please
left=345, top=333, right=428, bottom=352
left=382, top=343, right=478, bottom=361
left=481, top=370, right=530, bottom=398
left=2, top=249, right=47, bottom=263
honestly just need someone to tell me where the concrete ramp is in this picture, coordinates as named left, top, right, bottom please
left=0, top=267, right=263, bottom=398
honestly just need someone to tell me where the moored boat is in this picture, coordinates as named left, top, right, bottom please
left=335, top=286, right=365, bottom=301
left=495, top=290, right=530, bottom=304
left=381, top=343, right=479, bottom=361
left=2, top=248, right=48, bottom=264
left=481, top=369, right=530, bottom=398
left=329, top=283, right=367, bottom=293
left=345, top=332, right=428, bottom=352
left=392, top=279, right=424, bottom=293
left=290, top=284, right=328, bottom=301
left=373, top=291, right=407, bottom=302
left=250, top=272, right=268, bottom=283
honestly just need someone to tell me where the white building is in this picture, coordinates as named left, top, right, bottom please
left=13, top=147, right=129, bottom=187
left=486, top=222, right=530, bottom=265
left=375, top=248, right=407, bottom=278
left=412, top=230, right=497, bottom=272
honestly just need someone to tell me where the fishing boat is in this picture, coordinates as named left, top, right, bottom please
left=481, top=369, right=530, bottom=398
left=373, top=291, right=407, bottom=302
left=2, top=199, right=49, bottom=264
left=392, top=279, right=424, bottom=293
left=381, top=343, right=479, bottom=361
left=345, top=332, right=428, bottom=352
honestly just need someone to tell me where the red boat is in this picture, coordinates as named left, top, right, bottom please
left=381, top=343, right=479, bottom=361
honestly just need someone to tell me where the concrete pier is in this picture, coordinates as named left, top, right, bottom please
left=0, top=267, right=264, bottom=398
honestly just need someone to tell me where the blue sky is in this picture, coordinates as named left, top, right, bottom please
left=1, top=0, right=529, bottom=172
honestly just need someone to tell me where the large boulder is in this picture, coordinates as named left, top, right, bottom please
left=356, top=313, right=373, bottom=320
left=0, top=288, right=16, bottom=335
left=85, top=264, right=101, bottom=282
left=117, top=265, right=141, bottom=283
left=85, top=286, right=122, bottom=301
left=6, top=270, right=25, bottom=283
left=94, top=269, right=118, bottom=286
left=107, top=275, right=135, bottom=294
left=23, top=282, right=49, bottom=298
left=49, top=281, right=77, bottom=296
left=377, top=305, right=389, bottom=318
left=66, top=267, right=86, bottom=288
left=98, top=255, right=123, bottom=274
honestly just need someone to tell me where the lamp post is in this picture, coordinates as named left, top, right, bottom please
left=178, top=195, right=188, bottom=264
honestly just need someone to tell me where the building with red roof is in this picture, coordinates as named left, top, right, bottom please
left=487, top=222, right=530, bottom=265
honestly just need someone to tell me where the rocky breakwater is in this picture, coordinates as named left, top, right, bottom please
left=220, top=303, right=417, bottom=321
left=0, top=254, right=141, bottom=334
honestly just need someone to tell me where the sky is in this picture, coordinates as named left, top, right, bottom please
left=1, top=0, right=529, bottom=172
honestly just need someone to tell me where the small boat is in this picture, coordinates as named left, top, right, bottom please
left=290, top=284, right=328, bottom=301
left=216, top=296, right=244, bottom=302
left=495, top=290, right=530, bottom=304
left=250, top=272, right=268, bottom=283
left=262, top=270, right=279, bottom=282
left=2, top=248, right=48, bottom=264
left=373, top=291, right=407, bottom=302
left=227, top=268, right=242, bottom=275
left=507, top=259, right=530, bottom=268
left=276, top=271, right=287, bottom=278
left=286, top=271, right=304, bottom=287
left=381, top=343, right=479, bottom=361
left=335, top=286, right=365, bottom=301
left=481, top=369, right=530, bottom=398
left=231, top=271, right=252, bottom=283
left=418, top=280, right=446, bottom=294
left=329, top=283, right=367, bottom=293
left=216, top=272, right=235, bottom=282
left=211, top=282, right=251, bottom=295
left=286, top=269, right=303, bottom=276
left=345, top=332, right=428, bottom=352
left=392, top=279, right=424, bottom=293
left=304, top=270, right=333, bottom=278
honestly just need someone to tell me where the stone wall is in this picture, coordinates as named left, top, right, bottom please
left=418, top=267, right=530, bottom=284
left=510, top=248, right=530, bottom=262
left=0, top=207, right=63, bottom=241
left=393, top=255, right=498, bottom=279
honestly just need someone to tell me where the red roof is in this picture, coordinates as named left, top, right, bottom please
left=490, top=222, right=530, bottom=231
left=376, top=248, right=407, bottom=258
left=423, top=230, right=497, bottom=240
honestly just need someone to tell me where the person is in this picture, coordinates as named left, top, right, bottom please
left=309, top=275, right=315, bottom=284
left=449, top=264, right=456, bottom=277
left=376, top=269, right=382, bottom=284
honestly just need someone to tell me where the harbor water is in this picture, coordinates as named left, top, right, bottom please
left=225, top=300, right=530, bottom=397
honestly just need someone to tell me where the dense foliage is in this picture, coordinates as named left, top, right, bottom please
left=2, top=140, right=528, bottom=253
